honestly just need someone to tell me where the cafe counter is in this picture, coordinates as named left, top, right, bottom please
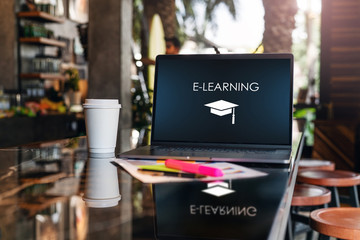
left=0, top=133, right=303, bottom=240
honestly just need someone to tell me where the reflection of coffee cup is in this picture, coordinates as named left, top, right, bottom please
left=83, top=99, right=121, bottom=157
left=83, top=156, right=121, bottom=208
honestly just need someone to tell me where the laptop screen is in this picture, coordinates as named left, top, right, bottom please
left=151, top=54, right=293, bottom=147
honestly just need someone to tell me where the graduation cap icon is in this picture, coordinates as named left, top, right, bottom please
left=205, top=100, right=239, bottom=125
left=202, top=181, right=235, bottom=197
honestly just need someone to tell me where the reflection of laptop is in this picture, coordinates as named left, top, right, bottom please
left=120, top=53, right=294, bottom=164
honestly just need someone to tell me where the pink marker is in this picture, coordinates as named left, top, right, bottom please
left=165, top=159, right=224, bottom=177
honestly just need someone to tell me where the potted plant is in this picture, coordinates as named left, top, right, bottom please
left=64, top=68, right=81, bottom=107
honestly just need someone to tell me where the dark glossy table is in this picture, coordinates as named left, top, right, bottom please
left=0, top=133, right=303, bottom=240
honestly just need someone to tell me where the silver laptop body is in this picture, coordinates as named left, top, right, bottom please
left=120, top=53, right=294, bottom=164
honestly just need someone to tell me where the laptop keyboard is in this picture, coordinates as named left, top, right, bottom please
left=154, top=146, right=277, bottom=153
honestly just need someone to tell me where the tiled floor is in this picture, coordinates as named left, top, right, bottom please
left=295, top=234, right=336, bottom=240
left=294, top=229, right=336, bottom=240
left=294, top=232, right=317, bottom=240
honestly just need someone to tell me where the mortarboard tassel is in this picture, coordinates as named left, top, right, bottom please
left=232, top=108, right=235, bottom=124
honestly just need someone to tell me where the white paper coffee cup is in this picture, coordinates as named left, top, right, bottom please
left=83, top=157, right=121, bottom=208
left=83, top=99, right=121, bottom=155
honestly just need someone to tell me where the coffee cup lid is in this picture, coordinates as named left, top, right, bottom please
left=85, top=99, right=118, bottom=105
left=83, top=99, right=121, bottom=109
left=83, top=195, right=121, bottom=208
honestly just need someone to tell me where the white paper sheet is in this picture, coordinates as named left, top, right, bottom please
left=113, top=158, right=267, bottom=183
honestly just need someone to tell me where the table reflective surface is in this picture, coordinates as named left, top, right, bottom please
left=0, top=134, right=303, bottom=240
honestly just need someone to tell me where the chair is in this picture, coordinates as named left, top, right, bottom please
left=310, top=207, right=360, bottom=239
left=297, top=170, right=360, bottom=207
left=292, top=184, right=331, bottom=207
left=287, top=184, right=331, bottom=240
left=298, top=159, right=335, bottom=171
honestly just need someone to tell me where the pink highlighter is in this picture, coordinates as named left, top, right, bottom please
left=165, top=159, right=224, bottom=177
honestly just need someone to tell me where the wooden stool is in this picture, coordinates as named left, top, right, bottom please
left=310, top=207, right=360, bottom=239
left=287, top=184, right=331, bottom=240
left=297, top=170, right=360, bottom=207
left=298, top=159, right=335, bottom=171
left=292, top=184, right=331, bottom=207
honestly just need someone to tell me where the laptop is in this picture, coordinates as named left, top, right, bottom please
left=120, top=53, right=294, bottom=164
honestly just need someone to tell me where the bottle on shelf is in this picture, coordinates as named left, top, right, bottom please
left=32, top=55, right=61, bottom=73
left=0, top=86, right=10, bottom=111
left=35, top=0, right=56, bottom=16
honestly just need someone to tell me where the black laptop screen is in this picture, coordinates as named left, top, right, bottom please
left=151, top=54, right=293, bottom=146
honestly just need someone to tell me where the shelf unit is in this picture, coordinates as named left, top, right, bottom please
left=20, top=73, right=65, bottom=80
left=19, top=37, right=66, bottom=47
left=17, top=11, right=65, bottom=99
left=17, top=11, right=65, bottom=23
